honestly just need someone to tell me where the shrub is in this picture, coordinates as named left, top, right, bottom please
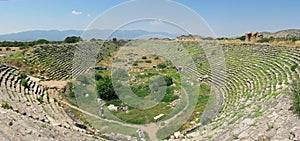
left=291, top=64, right=298, bottom=72
left=95, top=73, right=102, bottom=81
left=157, top=63, right=167, bottom=69
left=1, top=102, right=10, bottom=109
left=236, top=35, right=246, bottom=41
left=6, top=47, right=11, bottom=51
left=19, top=72, right=27, bottom=79
left=67, top=82, right=75, bottom=98
left=288, top=37, right=300, bottom=42
left=37, top=97, right=44, bottom=104
left=291, top=79, right=300, bottom=116
left=154, top=56, right=159, bottom=60
left=97, top=76, right=118, bottom=101
left=257, top=37, right=274, bottom=43
left=142, top=56, right=147, bottom=59
left=21, top=79, right=28, bottom=88
left=145, top=60, right=152, bottom=63
left=164, top=76, right=173, bottom=86
left=133, top=62, right=138, bottom=66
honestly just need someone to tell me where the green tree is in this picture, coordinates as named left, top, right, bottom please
left=237, top=36, right=246, bottom=41
left=291, top=64, right=298, bottom=72
left=36, top=39, right=49, bottom=44
left=95, top=73, right=102, bottom=81
left=19, top=72, right=27, bottom=79
left=97, top=76, right=118, bottom=101
left=164, top=76, right=173, bottom=86
left=64, top=36, right=82, bottom=43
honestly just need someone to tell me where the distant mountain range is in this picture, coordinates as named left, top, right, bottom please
left=261, top=29, right=300, bottom=39
left=2, top=29, right=300, bottom=41
left=0, top=29, right=180, bottom=41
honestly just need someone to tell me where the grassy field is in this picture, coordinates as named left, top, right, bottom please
left=62, top=46, right=212, bottom=138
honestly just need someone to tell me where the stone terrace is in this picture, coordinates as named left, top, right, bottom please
left=179, top=43, right=300, bottom=141
left=0, top=64, right=104, bottom=141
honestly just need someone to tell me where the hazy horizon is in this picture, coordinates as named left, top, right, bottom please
left=1, top=0, right=299, bottom=37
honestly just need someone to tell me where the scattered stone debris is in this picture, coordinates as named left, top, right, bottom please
left=154, top=114, right=164, bottom=121
left=107, top=104, right=118, bottom=111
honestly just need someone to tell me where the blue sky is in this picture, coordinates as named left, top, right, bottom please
left=0, top=0, right=299, bottom=37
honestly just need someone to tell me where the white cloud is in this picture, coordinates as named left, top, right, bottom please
left=71, top=10, right=82, bottom=15
left=87, top=14, right=91, bottom=17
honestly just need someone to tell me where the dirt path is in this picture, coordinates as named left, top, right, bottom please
left=59, top=87, right=191, bottom=141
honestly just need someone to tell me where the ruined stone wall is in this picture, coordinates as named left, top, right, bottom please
left=245, top=32, right=263, bottom=42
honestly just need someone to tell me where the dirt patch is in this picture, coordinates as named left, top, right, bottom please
left=40, top=80, right=70, bottom=101
left=0, top=47, right=22, bottom=57
left=39, top=80, right=69, bottom=89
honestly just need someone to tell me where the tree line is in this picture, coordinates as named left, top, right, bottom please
left=0, top=36, right=83, bottom=47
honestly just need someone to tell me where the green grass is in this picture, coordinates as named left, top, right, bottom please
left=70, top=66, right=209, bottom=134
left=85, top=114, right=141, bottom=138
left=113, top=102, right=172, bottom=124
left=248, top=111, right=263, bottom=119
left=7, top=52, right=23, bottom=59
left=131, top=85, right=151, bottom=98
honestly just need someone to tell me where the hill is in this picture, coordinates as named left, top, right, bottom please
left=0, top=29, right=179, bottom=41
left=261, top=29, right=300, bottom=38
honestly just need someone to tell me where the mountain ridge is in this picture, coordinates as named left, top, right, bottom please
left=0, top=29, right=179, bottom=41
left=261, top=29, right=300, bottom=38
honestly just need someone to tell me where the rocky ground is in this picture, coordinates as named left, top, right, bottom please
left=185, top=94, right=300, bottom=141
left=0, top=107, right=104, bottom=141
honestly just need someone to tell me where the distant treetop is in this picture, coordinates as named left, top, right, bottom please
left=64, top=36, right=82, bottom=43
